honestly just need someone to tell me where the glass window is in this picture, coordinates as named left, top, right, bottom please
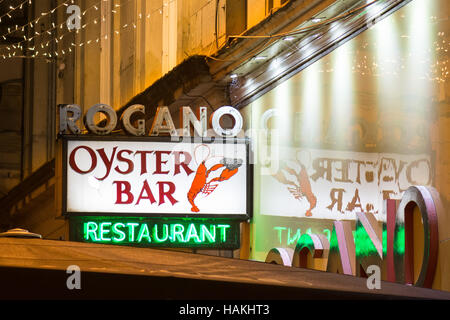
left=242, top=0, right=449, bottom=263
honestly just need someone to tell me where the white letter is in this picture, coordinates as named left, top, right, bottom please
left=150, top=106, right=178, bottom=137
left=66, top=265, right=81, bottom=290
left=85, top=104, right=118, bottom=135
left=366, top=265, right=381, bottom=290
left=59, top=104, right=81, bottom=134
left=122, top=104, right=146, bottom=136
left=181, top=106, right=207, bottom=137
left=210, top=106, right=243, bottom=137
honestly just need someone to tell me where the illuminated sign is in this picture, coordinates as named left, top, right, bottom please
left=62, top=137, right=250, bottom=220
left=59, top=104, right=244, bottom=138
left=69, top=216, right=240, bottom=249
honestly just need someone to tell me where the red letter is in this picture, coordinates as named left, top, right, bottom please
left=173, top=151, right=194, bottom=176
left=69, top=146, right=97, bottom=174
left=136, top=180, right=157, bottom=205
left=154, top=151, right=171, bottom=175
left=157, top=181, right=178, bottom=206
left=96, top=147, right=118, bottom=181
left=113, top=181, right=134, bottom=204
left=115, top=149, right=134, bottom=175
left=135, top=151, right=153, bottom=175
left=394, top=186, right=439, bottom=288
left=385, top=199, right=399, bottom=282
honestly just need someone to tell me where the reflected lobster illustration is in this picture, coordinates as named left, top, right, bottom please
left=273, top=161, right=317, bottom=217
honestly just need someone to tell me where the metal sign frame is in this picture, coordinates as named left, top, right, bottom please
left=61, top=135, right=253, bottom=221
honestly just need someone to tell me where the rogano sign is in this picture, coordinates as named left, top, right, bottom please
left=59, top=104, right=244, bottom=137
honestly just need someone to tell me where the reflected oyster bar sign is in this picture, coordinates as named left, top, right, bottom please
left=261, top=147, right=431, bottom=220
left=63, top=137, right=249, bottom=219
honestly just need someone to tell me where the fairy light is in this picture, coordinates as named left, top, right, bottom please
left=0, top=0, right=29, bottom=24
left=0, top=0, right=72, bottom=43
left=1, top=0, right=175, bottom=60
left=50, top=0, right=172, bottom=58
left=0, top=0, right=102, bottom=56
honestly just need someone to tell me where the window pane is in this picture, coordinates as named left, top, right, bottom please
left=242, top=0, right=449, bottom=262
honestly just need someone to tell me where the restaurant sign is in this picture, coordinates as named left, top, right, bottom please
left=69, top=216, right=240, bottom=249
left=59, top=103, right=250, bottom=249
left=62, top=137, right=250, bottom=219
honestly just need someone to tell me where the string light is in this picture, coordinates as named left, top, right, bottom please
left=0, top=0, right=175, bottom=60
left=0, top=0, right=72, bottom=44
left=0, top=0, right=29, bottom=24
left=0, top=0, right=103, bottom=57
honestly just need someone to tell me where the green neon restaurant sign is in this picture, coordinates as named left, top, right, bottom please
left=69, top=216, right=240, bottom=249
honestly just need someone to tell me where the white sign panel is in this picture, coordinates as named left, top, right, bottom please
left=65, top=139, right=248, bottom=217
left=260, top=147, right=431, bottom=221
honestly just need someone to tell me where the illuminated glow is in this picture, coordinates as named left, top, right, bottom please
left=331, top=39, right=354, bottom=148
left=100, top=222, right=112, bottom=241
left=217, top=224, right=231, bottom=242
left=287, top=228, right=301, bottom=245
left=137, top=224, right=151, bottom=243
left=272, top=226, right=331, bottom=247
left=84, top=221, right=99, bottom=241
left=185, top=223, right=201, bottom=243
left=112, top=223, right=126, bottom=242
left=271, top=58, right=281, bottom=69
left=273, top=226, right=287, bottom=244
left=299, top=60, right=322, bottom=145
left=169, top=223, right=184, bottom=242
left=354, top=225, right=378, bottom=258
left=310, top=17, right=323, bottom=23
left=298, top=233, right=314, bottom=249
left=127, top=223, right=139, bottom=242
left=153, top=224, right=169, bottom=243
left=65, top=139, right=248, bottom=216
left=71, top=217, right=239, bottom=249
left=200, top=224, right=216, bottom=243
left=394, top=226, right=405, bottom=255
left=323, top=229, right=331, bottom=242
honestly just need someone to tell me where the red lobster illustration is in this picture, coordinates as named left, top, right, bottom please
left=187, top=158, right=242, bottom=213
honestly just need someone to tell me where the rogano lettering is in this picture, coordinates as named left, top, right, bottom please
left=59, top=104, right=244, bottom=138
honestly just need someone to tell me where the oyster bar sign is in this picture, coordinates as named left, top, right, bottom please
left=60, top=104, right=250, bottom=219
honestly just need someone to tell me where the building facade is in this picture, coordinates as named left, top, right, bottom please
left=0, top=0, right=449, bottom=293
